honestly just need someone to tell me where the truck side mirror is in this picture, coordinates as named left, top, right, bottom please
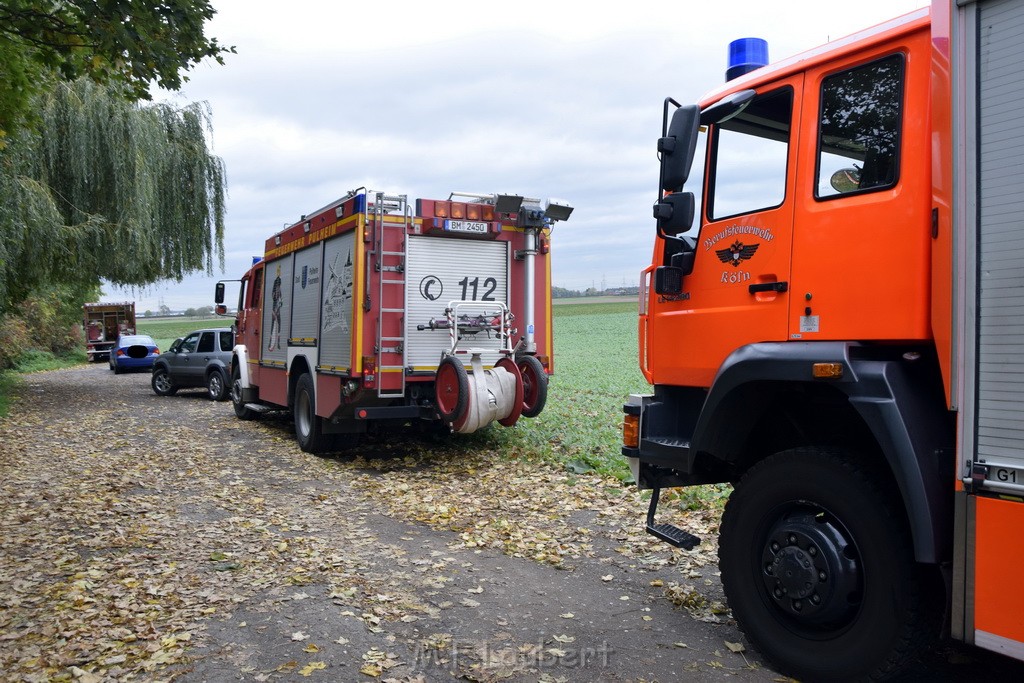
left=215, top=282, right=225, bottom=305
left=653, top=192, right=695, bottom=236
left=670, top=249, right=695, bottom=275
left=659, top=104, right=700, bottom=192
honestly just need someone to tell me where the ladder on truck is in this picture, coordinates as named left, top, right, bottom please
left=372, top=192, right=409, bottom=398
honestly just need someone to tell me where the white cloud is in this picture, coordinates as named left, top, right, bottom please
left=111, top=0, right=928, bottom=311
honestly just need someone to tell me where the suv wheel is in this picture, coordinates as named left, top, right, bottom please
left=207, top=369, right=228, bottom=401
left=151, top=367, right=177, bottom=396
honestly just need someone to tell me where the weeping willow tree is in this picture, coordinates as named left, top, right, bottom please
left=0, top=78, right=226, bottom=313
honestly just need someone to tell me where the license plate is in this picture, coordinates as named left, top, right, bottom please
left=445, top=220, right=488, bottom=234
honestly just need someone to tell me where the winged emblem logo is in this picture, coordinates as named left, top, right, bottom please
left=716, top=240, right=759, bottom=267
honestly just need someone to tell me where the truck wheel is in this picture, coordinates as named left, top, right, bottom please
left=231, top=366, right=258, bottom=420
left=517, top=355, right=547, bottom=418
left=294, top=373, right=328, bottom=453
left=718, top=448, right=938, bottom=681
left=207, top=369, right=228, bottom=401
left=151, top=367, right=177, bottom=396
left=435, top=356, right=469, bottom=424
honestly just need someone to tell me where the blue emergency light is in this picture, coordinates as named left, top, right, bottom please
left=726, top=38, right=768, bottom=81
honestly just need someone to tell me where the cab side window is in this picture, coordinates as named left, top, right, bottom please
left=708, top=87, right=793, bottom=220
left=816, top=54, right=905, bottom=198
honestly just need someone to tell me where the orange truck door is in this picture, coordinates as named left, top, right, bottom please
left=649, top=75, right=801, bottom=389
left=790, top=31, right=932, bottom=344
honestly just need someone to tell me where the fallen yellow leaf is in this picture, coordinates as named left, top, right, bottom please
left=298, top=661, right=326, bottom=676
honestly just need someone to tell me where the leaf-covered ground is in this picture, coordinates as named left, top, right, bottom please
left=0, top=366, right=1013, bottom=682
left=0, top=366, right=765, bottom=682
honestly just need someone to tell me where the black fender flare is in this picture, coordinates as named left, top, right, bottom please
left=692, top=342, right=954, bottom=564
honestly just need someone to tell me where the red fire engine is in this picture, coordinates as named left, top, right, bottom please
left=216, top=188, right=572, bottom=452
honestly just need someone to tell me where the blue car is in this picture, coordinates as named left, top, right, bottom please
left=108, top=334, right=160, bottom=374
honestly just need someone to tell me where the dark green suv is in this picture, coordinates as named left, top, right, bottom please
left=151, top=328, right=234, bottom=401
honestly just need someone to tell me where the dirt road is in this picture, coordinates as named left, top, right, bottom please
left=0, top=365, right=1019, bottom=682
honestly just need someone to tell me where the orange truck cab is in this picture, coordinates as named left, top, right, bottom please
left=622, top=1, right=1024, bottom=679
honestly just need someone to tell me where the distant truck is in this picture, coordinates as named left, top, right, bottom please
left=216, top=188, right=573, bottom=452
left=83, top=302, right=136, bottom=362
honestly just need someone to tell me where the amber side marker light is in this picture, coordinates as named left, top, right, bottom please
left=813, top=362, right=844, bottom=379
left=623, top=414, right=640, bottom=448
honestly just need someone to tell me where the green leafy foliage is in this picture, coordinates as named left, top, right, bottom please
left=0, top=78, right=226, bottom=314
left=0, top=282, right=93, bottom=370
left=0, top=0, right=233, bottom=139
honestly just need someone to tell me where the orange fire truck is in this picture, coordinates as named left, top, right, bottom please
left=621, top=0, right=1024, bottom=679
left=216, top=188, right=572, bottom=452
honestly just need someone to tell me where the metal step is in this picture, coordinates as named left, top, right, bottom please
left=242, top=402, right=280, bottom=414
left=644, top=486, right=701, bottom=550
left=646, top=522, right=700, bottom=550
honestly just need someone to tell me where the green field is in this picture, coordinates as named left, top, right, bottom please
left=137, top=316, right=229, bottom=351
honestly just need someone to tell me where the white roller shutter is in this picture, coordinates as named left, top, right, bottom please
left=405, top=235, right=509, bottom=371
left=976, top=0, right=1024, bottom=478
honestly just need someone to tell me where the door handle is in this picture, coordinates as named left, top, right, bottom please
left=748, top=281, right=788, bottom=294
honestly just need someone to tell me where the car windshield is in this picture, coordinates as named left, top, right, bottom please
left=121, top=336, right=155, bottom=346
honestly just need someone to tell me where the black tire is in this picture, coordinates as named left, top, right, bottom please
left=230, top=365, right=258, bottom=420
left=719, top=448, right=939, bottom=682
left=293, top=372, right=328, bottom=453
left=434, top=355, right=469, bottom=424
left=207, top=369, right=229, bottom=401
left=151, top=366, right=177, bottom=396
left=517, top=355, right=548, bottom=418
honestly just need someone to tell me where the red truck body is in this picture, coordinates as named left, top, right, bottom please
left=219, top=189, right=572, bottom=452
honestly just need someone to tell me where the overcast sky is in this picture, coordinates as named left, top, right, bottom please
left=111, top=0, right=928, bottom=313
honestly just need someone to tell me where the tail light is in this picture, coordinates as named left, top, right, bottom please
left=433, top=201, right=450, bottom=218
left=361, top=356, right=376, bottom=385
left=450, top=202, right=466, bottom=219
